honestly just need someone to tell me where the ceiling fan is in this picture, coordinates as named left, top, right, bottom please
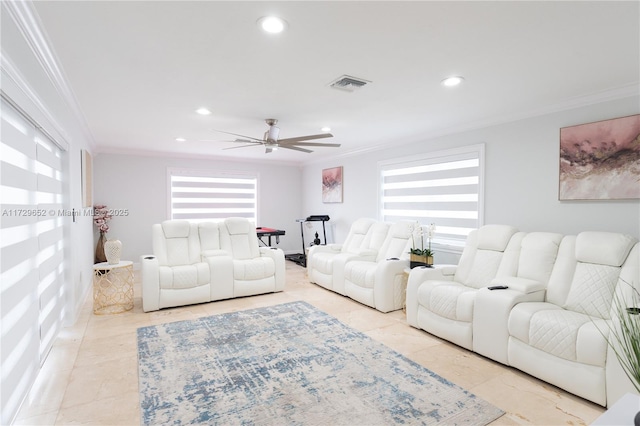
left=213, top=119, right=341, bottom=154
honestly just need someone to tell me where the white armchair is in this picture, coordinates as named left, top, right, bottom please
left=507, top=232, right=638, bottom=406
left=406, top=224, right=521, bottom=350
left=343, top=220, right=418, bottom=312
left=218, top=217, right=285, bottom=297
left=142, top=220, right=214, bottom=312
left=307, top=217, right=378, bottom=294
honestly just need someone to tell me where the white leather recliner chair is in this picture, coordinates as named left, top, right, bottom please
left=406, top=224, right=521, bottom=350
left=343, top=220, right=418, bottom=312
left=218, top=217, right=285, bottom=297
left=307, top=217, right=380, bottom=294
left=507, top=232, right=638, bottom=406
left=142, top=220, right=214, bottom=312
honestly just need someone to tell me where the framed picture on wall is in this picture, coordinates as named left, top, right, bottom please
left=81, top=149, right=93, bottom=208
left=322, top=166, right=343, bottom=203
left=559, top=114, right=640, bottom=200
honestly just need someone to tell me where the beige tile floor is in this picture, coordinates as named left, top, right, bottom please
left=14, top=262, right=605, bottom=425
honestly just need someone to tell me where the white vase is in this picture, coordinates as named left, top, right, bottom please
left=104, top=239, right=122, bottom=265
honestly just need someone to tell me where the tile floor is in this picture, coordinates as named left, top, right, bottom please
left=15, top=262, right=606, bottom=425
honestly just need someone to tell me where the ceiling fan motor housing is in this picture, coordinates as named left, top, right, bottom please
left=265, top=123, right=280, bottom=142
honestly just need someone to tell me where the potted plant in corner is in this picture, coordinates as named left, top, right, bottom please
left=409, top=223, right=435, bottom=268
left=604, top=278, right=640, bottom=426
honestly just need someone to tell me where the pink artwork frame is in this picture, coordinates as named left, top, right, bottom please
left=322, top=166, right=343, bottom=203
left=559, top=114, right=640, bottom=200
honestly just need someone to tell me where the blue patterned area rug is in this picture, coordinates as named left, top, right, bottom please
left=137, top=301, right=504, bottom=425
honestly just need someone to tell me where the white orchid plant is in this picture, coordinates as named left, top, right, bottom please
left=410, top=223, right=436, bottom=257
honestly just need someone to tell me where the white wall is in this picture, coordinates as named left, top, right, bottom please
left=302, top=96, right=640, bottom=264
left=92, top=153, right=303, bottom=261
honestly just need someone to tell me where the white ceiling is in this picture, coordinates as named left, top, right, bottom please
left=30, top=1, right=640, bottom=165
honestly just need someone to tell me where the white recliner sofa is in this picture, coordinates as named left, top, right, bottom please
left=141, top=218, right=285, bottom=312
left=506, top=232, right=638, bottom=406
left=407, top=227, right=639, bottom=408
left=343, top=220, right=418, bottom=312
left=406, top=224, right=521, bottom=350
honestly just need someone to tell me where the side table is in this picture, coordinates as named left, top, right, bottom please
left=93, top=261, right=134, bottom=314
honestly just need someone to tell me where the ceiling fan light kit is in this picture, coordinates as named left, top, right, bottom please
left=214, top=119, right=340, bottom=154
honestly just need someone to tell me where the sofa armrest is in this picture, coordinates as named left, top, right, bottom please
left=490, top=276, right=546, bottom=294
left=406, top=265, right=457, bottom=326
left=141, top=255, right=159, bottom=312
left=473, top=284, right=546, bottom=364
left=373, top=259, right=411, bottom=312
left=259, top=247, right=286, bottom=291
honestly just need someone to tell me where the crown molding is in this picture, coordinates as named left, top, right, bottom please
left=302, top=83, right=640, bottom=167
left=2, top=0, right=96, bottom=151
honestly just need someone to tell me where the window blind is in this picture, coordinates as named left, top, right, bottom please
left=379, top=144, right=484, bottom=247
left=0, top=95, right=66, bottom=420
left=168, top=169, right=257, bottom=223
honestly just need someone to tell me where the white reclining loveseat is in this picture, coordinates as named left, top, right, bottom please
left=141, top=217, right=285, bottom=312
left=307, top=218, right=417, bottom=312
left=407, top=226, right=639, bottom=407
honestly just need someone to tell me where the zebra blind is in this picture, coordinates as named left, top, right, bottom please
left=1, top=95, right=66, bottom=421
left=168, top=169, right=258, bottom=223
left=379, top=144, right=484, bottom=247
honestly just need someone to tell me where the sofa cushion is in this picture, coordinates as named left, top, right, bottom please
left=159, top=263, right=209, bottom=289
left=463, top=250, right=506, bottom=289
left=575, top=232, right=636, bottom=267
left=418, top=281, right=475, bottom=322
left=563, top=262, right=620, bottom=319
left=166, top=238, right=190, bottom=266
left=233, top=257, right=275, bottom=280
left=518, top=232, right=563, bottom=284
left=344, top=261, right=376, bottom=289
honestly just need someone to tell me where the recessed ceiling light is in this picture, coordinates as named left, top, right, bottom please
left=175, top=137, right=186, bottom=142
left=441, top=76, right=465, bottom=87
left=195, top=108, right=212, bottom=115
left=258, top=16, right=287, bottom=34
left=321, top=127, right=331, bottom=133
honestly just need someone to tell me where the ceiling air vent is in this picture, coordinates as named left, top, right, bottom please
left=328, top=75, right=371, bottom=92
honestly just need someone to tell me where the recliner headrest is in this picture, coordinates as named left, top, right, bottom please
left=477, top=224, right=518, bottom=251
left=388, top=220, right=418, bottom=239
left=351, top=218, right=376, bottom=234
left=575, top=231, right=637, bottom=266
left=161, top=220, right=191, bottom=238
left=224, top=217, right=253, bottom=235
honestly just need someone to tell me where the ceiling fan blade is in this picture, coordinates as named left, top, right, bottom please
left=277, top=133, right=333, bottom=144
left=280, top=145, right=313, bottom=153
left=282, top=142, right=341, bottom=148
left=212, top=129, right=263, bottom=142
left=222, top=144, right=261, bottom=150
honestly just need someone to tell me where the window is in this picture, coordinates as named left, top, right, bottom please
left=378, top=144, right=484, bottom=249
left=1, top=95, right=67, bottom=418
left=168, top=169, right=258, bottom=223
